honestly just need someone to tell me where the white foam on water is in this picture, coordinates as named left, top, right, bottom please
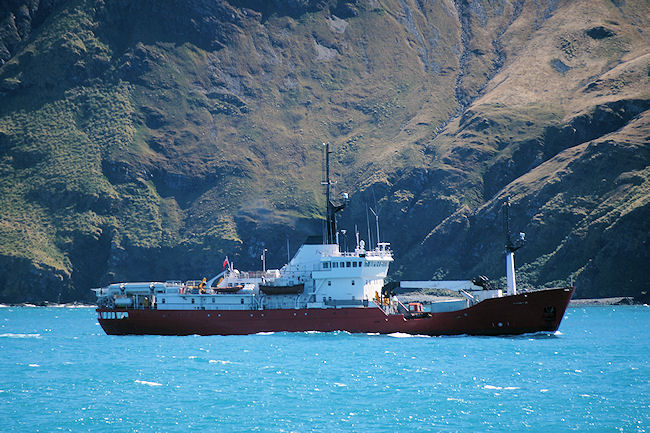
left=387, top=332, right=413, bottom=338
left=540, top=389, right=549, bottom=393
left=28, top=364, right=40, bottom=367
left=209, top=360, right=232, bottom=365
left=333, top=383, right=347, bottom=387
left=484, top=385, right=502, bottom=390
left=255, top=332, right=275, bottom=335
left=0, top=333, right=41, bottom=339
left=135, top=380, right=162, bottom=387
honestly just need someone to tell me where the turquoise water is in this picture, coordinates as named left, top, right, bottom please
left=0, top=306, right=648, bottom=432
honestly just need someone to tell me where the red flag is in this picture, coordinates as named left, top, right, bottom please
left=222, top=256, right=229, bottom=269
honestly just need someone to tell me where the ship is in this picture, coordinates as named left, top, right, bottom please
left=94, top=144, right=574, bottom=336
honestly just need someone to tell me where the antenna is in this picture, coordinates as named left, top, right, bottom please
left=366, top=205, right=372, bottom=248
left=286, top=237, right=290, bottom=264
left=369, top=207, right=380, bottom=248
left=355, top=225, right=359, bottom=249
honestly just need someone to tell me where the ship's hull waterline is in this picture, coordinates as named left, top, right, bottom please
left=97, top=287, right=573, bottom=336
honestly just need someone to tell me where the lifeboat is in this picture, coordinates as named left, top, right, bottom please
left=259, top=283, right=304, bottom=295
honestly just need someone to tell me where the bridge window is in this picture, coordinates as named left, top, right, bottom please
left=346, top=262, right=351, bottom=268
left=352, top=262, right=357, bottom=267
left=323, top=262, right=330, bottom=269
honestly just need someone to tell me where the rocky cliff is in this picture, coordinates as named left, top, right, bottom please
left=0, top=0, right=648, bottom=302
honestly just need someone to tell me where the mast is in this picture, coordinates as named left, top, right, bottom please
left=323, top=143, right=347, bottom=244
left=503, top=198, right=525, bottom=296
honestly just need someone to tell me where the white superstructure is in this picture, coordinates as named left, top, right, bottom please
left=94, top=239, right=393, bottom=312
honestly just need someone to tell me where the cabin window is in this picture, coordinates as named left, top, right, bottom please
left=212, top=298, right=215, bottom=303
left=352, top=262, right=357, bottom=267
left=346, top=262, right=351, bottom=268
left=240, top=298, right=244, bottom=304
left=323, top=297, right=326, bottom=302
left=323, top=262, right=329, bottom=269
left=328, top=281, right=331, bottom=286
left=352, top=280, right=355, bottom=285
left=191, top=298, right=195, bottom=304
left=333, top=262, right=338, bottom=268
left=162, top=298, right=166, bottom=304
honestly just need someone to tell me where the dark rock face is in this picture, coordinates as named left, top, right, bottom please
left=0, top=0, right=58, bottom=65
left=97, top=0, right=246, bottom=51
left=586, top=26, right=615, bottom=39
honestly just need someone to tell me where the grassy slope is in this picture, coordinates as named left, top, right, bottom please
left=394, top=0, right=650, bottom=295
left=0, top=0, right=648, bottom=302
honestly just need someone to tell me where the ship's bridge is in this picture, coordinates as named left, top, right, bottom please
left=310, top=242, right=392, bottom=305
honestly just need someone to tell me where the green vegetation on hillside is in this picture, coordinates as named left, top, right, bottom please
left=0, top=0, right=648, bottom=302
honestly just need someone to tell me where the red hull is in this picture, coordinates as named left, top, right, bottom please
left=97, top=287, right=574, bottom=336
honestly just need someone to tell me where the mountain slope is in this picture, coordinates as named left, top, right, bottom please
left=0, top=0, right=648, bottom=302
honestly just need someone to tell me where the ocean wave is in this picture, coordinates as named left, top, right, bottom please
left=0, top=333, right=42, bottom=339
left=483, top=385, right=520, bottom=390
left=387, top=332, right=430, bottom=338
left=135, top=380, right=162, bottom=387
left=209, top=360, right=232, bottom=365
left=53, top=304, right=95, bottom=308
